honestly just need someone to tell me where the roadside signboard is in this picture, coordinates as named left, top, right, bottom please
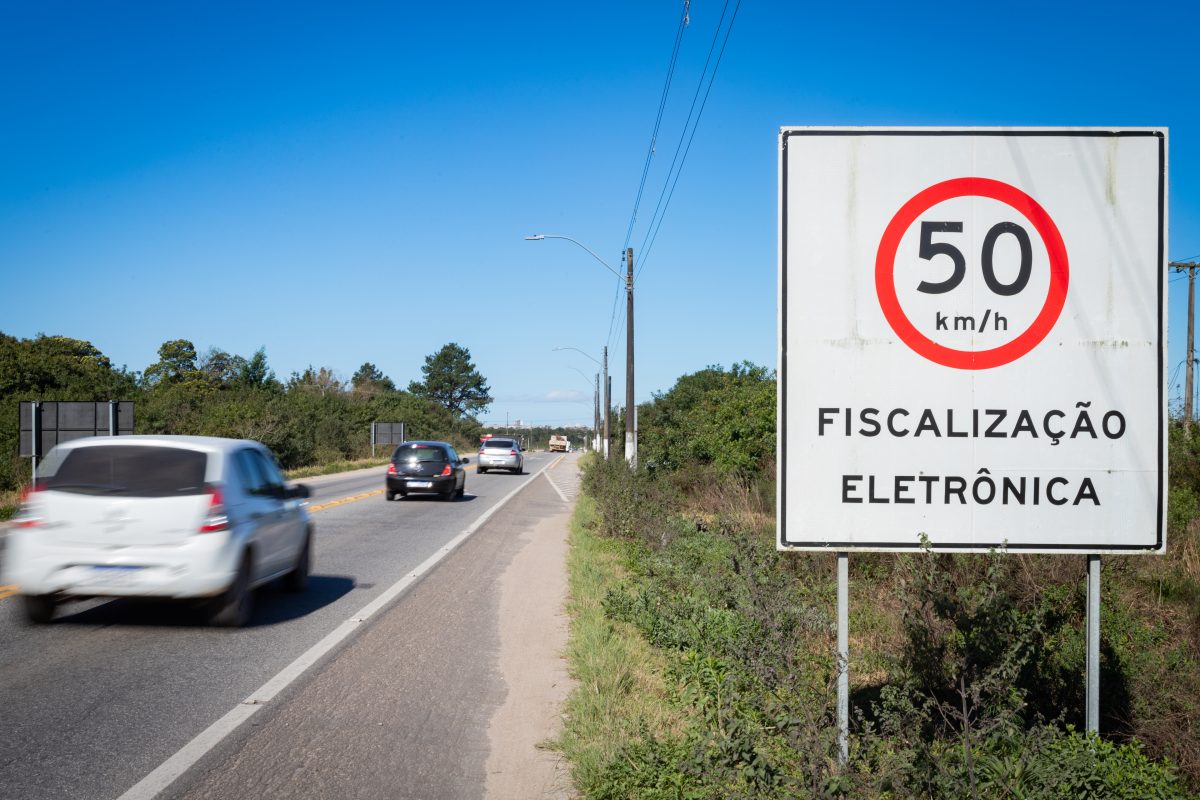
left=778, top=128, right=1166, bottom=553
left=372, top=422, right=407, bottom=447
left=19, top=401, right=134, bottom=457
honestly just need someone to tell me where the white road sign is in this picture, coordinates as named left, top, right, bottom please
left=778, top=128, right=1166, bottom=553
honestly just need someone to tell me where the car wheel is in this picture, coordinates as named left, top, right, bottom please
left=22, top=594, right=56, bottom=625
left=441, top=484, right=456, bottom=501
left=283, top=532, right=311, bottom=593
left=456, top=481, right=465, bottom=498
left=386, top=491, right=396, bottom=501
left=210, top=553, right=254, bottom=628
left=478, top=467, right=487, bottom=474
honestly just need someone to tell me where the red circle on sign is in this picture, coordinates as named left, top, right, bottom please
left=875, top=177, right=1069, bottom=370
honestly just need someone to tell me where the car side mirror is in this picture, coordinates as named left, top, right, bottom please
left=461, top=456, right=470, bottom=464
left=286, top=484, right=311, bottom=500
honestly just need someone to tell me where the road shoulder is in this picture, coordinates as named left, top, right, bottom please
left=484, top=467, right=575, bottom=799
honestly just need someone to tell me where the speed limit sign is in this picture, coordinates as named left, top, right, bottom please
left=778, top=128, right=1166, bottom=553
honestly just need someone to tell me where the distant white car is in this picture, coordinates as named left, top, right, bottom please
left=477, top=438, right=524, bottom=474
left=4, top=435, right=313, bottom=627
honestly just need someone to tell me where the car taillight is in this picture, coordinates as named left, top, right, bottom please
left=387, top=463, right=397, bottom=475
left=198, top=484, right=229, bottom=533
left=13, top=483, right=44, bottom=529
left=510, top=449, right=518, bottom=456
left=440, top=465, right=452, bottom=477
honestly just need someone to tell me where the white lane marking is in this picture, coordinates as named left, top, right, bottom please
left=115, top=459, right=557, bottom=800
left=114, top=705, right=259, bottom=800
left=544, top=470, right=569, bottom=504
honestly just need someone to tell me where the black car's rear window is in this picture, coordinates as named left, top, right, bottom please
left=393, top=444, right=448, bottom=463
left=44, top=446, right=208, bottom=497
left=483, top=439, right=515, bottom=449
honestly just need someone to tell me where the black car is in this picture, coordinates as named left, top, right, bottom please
left=386, top=441, right=469, bottom=501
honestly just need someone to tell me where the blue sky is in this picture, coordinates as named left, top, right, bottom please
left=2, top=1, right=1197, bottom=428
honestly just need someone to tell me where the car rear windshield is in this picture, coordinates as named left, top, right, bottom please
left=43, top=446, right=209, bottom=497
left=483, top=439, right=515, bottom=449
left=394, top=445, right=448, bottom=462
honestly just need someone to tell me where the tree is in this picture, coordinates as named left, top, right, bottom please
left=144, top=339, right=201, bottom=386
left=198, top=348, right=247, bottom=388
left=0, top=333, right=129, bottom=398
left=288, top=366, right=344, bottom=396
left=407, top=343, right=491, bottom=418
left=351, top=362, right=395, bottom=396
left=238, top=348, right=279, bottom=391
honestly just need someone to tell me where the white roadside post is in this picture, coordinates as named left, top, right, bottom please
left=837, top=552, right=849, bottom=764
left=1087, top=554, right=1101, bottom=732
left=779, top=127, right=1167, bottom=764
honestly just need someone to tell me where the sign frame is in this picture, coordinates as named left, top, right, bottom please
left=778, top=127, right=1167, bottom=554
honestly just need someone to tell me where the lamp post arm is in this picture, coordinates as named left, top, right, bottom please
left=552, top=346, right=602, bottom=367
left=526, top=234, right=624, bottom=281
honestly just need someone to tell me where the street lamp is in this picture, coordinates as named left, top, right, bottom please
left=530, top=234, right=636, bottom=465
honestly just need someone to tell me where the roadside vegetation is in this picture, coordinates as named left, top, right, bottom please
left=559, top=362, right=1200, bottom=798
left=0, top=332, right=583, bottom=518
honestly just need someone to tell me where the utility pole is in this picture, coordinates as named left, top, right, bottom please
left=594, top=372, right=601, bottom=453
left=603, top=346, right=610, bottom=459
left=606, top=374, right=612, bottom=460
left=625, top=246, right=636, bottom=465
left=1172, top=261, right=1200, bottom=423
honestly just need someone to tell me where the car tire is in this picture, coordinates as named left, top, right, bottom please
left=283, top=533, right=311, bottom=593
left=210, top=553, right=254, bottom=628
left=478, top=467, right=487, bottom=474
left=456, top=482, right=465, bottom=499
left=441, top=484, right=456, bottom=501
left=22, top=594, right=56, bottom=625
left=386, top=491, right=396, bottom=501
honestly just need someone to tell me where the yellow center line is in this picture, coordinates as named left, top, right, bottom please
left=307, top=488, right=385, bottom=513
left=0, top=585, right=20, bottom=601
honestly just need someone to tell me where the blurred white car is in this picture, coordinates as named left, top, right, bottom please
left=4, top=435, right=313, bottom=627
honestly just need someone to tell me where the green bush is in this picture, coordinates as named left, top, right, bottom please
left=637, top=362, right=775, bottom=478
left=569, top=365, right=1200, bottom=796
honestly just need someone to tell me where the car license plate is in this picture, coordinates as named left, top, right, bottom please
left=489, top=458, right=506, bottom=464
left=88, top=565, right=143, bottom=586
left=408, top=481, right=433, bottom=488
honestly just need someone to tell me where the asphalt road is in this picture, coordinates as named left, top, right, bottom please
left=0, top=450, right=568, bottom=800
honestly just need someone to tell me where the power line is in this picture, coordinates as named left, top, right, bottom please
left=605, top=274, right=624, bottom=349
left=1169, top=357, right=1185, bottom=391
left=634, top=0, right=732, bottom=272
left=622, top=1, right=691, bottom=253
left=636, top=0, right=742, bottom=279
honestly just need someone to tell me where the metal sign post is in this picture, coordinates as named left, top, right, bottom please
left=1087, top=554, right=1101, bottom=732
left=837, top=553, right=849, bottom=764
left=30, top=400, right=40, bottom=483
